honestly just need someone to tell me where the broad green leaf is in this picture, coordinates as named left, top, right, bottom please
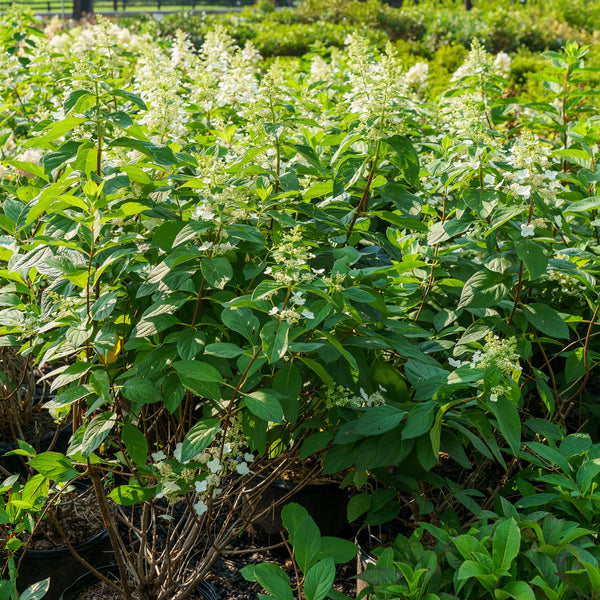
left=25, top=117, right=86, bottom=147
left=201, top=257, right=233, bottom=290
left=492, top=518, right=521, bottom=571
left=45, top=384, right=91, bottom=409
left=204, top=342, right=246, bottom=358
left=353, top=405, right=406, bottom=436
left=318, top=538, right=358, bottom=564
left=122, top=424, right=149, bottom=467
left=18, top=578, right=50, bottom=600
left=29, top=452, right=78, bottom=483
left=122, top=378, right=161, bottom=404
left=180, top=419, right=220, bottom=463
left=243, top=389, right=284, bottom=423
left=304, top=557, right=336, bottom=600
left=281, top=503, right=311, bottom=544
left=221, top=307, right=260, bottom=343
left=109, top=484, right=156, bottom=506
left=261, top=320, right=290, bottom=364
left=299, top=432, right=333, bottom=461
left=403, top=402, right=435, bottom=439
left=173, top=360, right=223, bottom=383
left=514, top=239, right=548, bottom=281
left=458, top=270, right=511, bottom=309
left=497, top=581, right=535, bottom=600
left=347, top=494, right=371, bottom=521
left=176, top=328, right=205, bottom=360
left=489, top=396, right=521, bottom=456
left=524, top=303, right=570, bottom=339
left=81, top=412, right=117, bottom=458
left=240, top=564, right=293, bottom=600
left=293, top=516, right=322, bottom=574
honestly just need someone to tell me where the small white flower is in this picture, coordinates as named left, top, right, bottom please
left=195, top=479, right=208, bottom=493
left=207, top=458, right=221, bottom=473
left=223, top=442, right=232, bottom=455
left=151, top=450, right=166, bottom=462
left=291, top=291, right=306, bottom=305
left=448, top=357, right=463, bottom=368
left=264, top=266, right=272, bottom=274
left=236, top=462, right=250, bottom=475
left=489, top=393, right=498, bottom=403
left=301, top=309, right=314, bottom=319
left=483, top=174, right=495, bottom=186
left=244, top=452, right=255, bottom=463
left=174, top=442, right=183, bottom=462
left=359, top=388, right=369, bottom=402
left=520, top=223, right=535, bottom=238
left=268, top=306, right=278, bottom=316
left=193, top=499, right=208, bottom=516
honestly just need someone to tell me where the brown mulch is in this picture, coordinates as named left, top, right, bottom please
left=26, top=486, right=104, bottom=550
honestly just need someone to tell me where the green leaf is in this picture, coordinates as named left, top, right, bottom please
left=273, top=362, right=302, bottom=425
left=281, top=503, right=311, bottom=543
left=81, top=412, right=117, bottom=458
left=201, top=257, right=233, bottom=290
left=347, top=493, right=371, bottom=521
left=403, top=402, right=435, bottom=439
left=18, top=578, right=50, bottom=600
left=456, top=560, right=489, bottom=581
left=564, top=196, right=600, bottom=214
left=353, top=405, right=406, bottom=436
left=204, top=342, right=246, bottom=358
left=173, top=360, right=223, bottom=383
left=304, top=557, right=336, bottom=600
left=29, top=452, right=78, bottom=482
left=109, top=484, right=156, bottom=506
left=299, top=432, right=333, bottom=461
left=122, top=424, right=148, bottom=467
left=489, top=396, right=521, bottom=456
left=293, top=516, right=322, bottom=574
left=176, top=328, right=205, bottom=360
left=25, top=117, right=86, bottom=147
left=44, top=384, right=91, bottom=409
left=318, top=537, right=358, bottom=564
left=261, top=320, right=290, bottom=364
left=109, top=137, right=177, bottom=166
left=122, top=377, right=162, bottom=404
left=497, top=581, right=536, bottom=600
left=513, top=239, right=548, bottom=281
left=243, top=390, right=284, bottom=423
left=492, top=518, right=521, bottom=571
left=221, top=307, right=260, bottom=343
left=458, top=270, right=511, bottom=309
left=180, top=419, right=220, bottom=463
left=240, top=564, right=293, bottom=600
left=523, top=303, right=570, bottom=339
left=384, top=135, right=420, bottom=188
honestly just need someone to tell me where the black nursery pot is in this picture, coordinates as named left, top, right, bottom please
left=16, top=527, right=112, bottom=600
left=255, top=478, right=348, bottom=542
left=59, top=565, right=218, bottom=600
left=0, top=419, right=72, bottom=477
